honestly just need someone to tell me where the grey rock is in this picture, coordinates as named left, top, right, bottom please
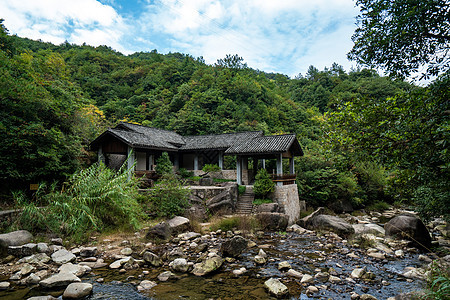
left=278, top=261, right=291, bottom=271
left=167, top=216, right=191, bottom=234
left=199, top=177, right=214, bottom=186
left=360, top=294, right=378, bottom=300
left=264, top=278, right=289, bottom=297
left=255, top=203, right=279, bottom=213
left=192, top=255, right=224, bottom=276
left=109, top=257, right=134, bottom=269
left=169, top=258, right=189, bottom=273
left=297, top=207, right=325, bottom=228
left=286, top=269, right=303, bottom=278
left=351, top=267, right=366, bottom=279
left=27, top=297, right=58, bottom=300
left=63, top=282, right=93, bottom=299
left=51, top=238, right=63, bottom=246
left=353, top=223, right=386, bottom=237
left=143, top=251, right=162, bottom=267
left=221, top=235, right=248, bottom=258
left=0, top=281, right=10, bottom=290
left=256, top=213, right=289, bottom=231
left=8, top=243, right=37, bottom=257
left=80, top=247, right=97, bottom=257
left=206, top=190, right=234, bottom=215
left=146, top=222, right=172, bottom=240
left=52, top=249, right=76, bottom=265
left=120, top=248, right=133, bottom=256
left=287, top=224, right=307, bottom=234
left=20, top=263, right=36, bottom=276
left=301, top=274, right=313, bottom=283
left=178, top=232, right=201, bottom=240
left=0, top=230, right=33, bottom=250
left=24, top=273, right=41, bottom=285
left=157, top=271, right=177, bottom=282
left=39, top=272, right=81, bottom=288
left=37, top=243, right=49, bottom=254
left=385, top=214, right=432, bottom=250
left=58, top=263, right=88, bottom=277
left=305, top=214, right=355, bottom=238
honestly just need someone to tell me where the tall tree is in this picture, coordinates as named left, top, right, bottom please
left=348, top=0, right=450, bottom=79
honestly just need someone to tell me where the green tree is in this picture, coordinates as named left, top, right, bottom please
left=348, top=0, right=450, bottom=79
left=253, top=169, right=275, bottom=199
left=155, top=152, right=173, bottom=176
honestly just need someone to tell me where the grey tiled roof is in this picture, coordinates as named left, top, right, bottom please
left=225, top=134, right=302, bottom=155
left=108, top=128, right=179, bottom=150
left=117, top=122, right=185, bottom=146
left=180, top=131, right=263, bottom=150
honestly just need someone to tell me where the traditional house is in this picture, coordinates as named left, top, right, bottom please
left=90, top=122, right=303, bottom=185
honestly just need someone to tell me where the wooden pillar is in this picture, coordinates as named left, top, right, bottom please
left=194, top=153, right=199, bottom=171
left=98, top=145, right=104, bottom=164
left=149, top=154, right=154, bottom=170
left=218, top=152, right=223, bottom=169
left=174, top=154, right=179, bottom=171
left=127, top=146, right=135, bottom=180
left=289, top=157, right=295, bottom=174
left=262, top=159, right=266, bottom=169
left=276, top=153, right=283, bottom=186
left=236, top=156, right=242, bottom=185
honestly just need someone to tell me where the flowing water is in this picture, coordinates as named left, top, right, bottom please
left=0, top=231, right=425, bottom=299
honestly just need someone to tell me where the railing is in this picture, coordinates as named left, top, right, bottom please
left=270, top=173, right=297, bottom=185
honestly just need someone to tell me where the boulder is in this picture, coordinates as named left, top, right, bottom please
left=353, top=224, right=385, bottom=237
left=221, top=235, right=248, bottom=258
left=143, top=251, right=162, bottom=267
left=199, top=177, right=214, bottom=186
left=146, top=222, right=172, bottom=240
left=206, top=190, right=234, bottom=215
left=39, top=272, right=81, bottom=288
left=52, top=249, right=76, bottom=265
left=137, top=280, right=157, bottom=291
left=157, top=271, right=177, bottom=282
left=0, top=281, right=10, bottom=290
left=192, top=255, right=224, bottom=276
left=8, top=243, right=37, bottom=257
left=109, top=257, right=134, bottom=269
left=169, top=258, right=189, bottom=273
left=297, top=207, right=325, bottom=228
left=37, top=243, right=49, bottom=254
left=167, top=216, right=191, bottom=234
left=24, top=273, right=41, bottom=285
left=304, top=214, right=355, bottom=238
left=58, top=263, right=88, bottom=277
left=264, top=278, right=289, bottom=297
left=0, top=230, right=33, bottom=252
left=79, top=247, right=97, bottom=257
left=255, top=203, right=279, bottom=213
left=178, top=232, right=201, bottom=240
left=63, top=282, right=93, bottom=299
left=287, top=224, right=308, bottom=234
left=385, top=214, right=432, bottom=250
left=256, top=213, right=289, bottom=231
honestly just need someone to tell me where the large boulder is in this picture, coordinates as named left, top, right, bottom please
left=221, top=236, right=248, bottom=258
left=206, top=190, right=234, bottom=215
left=63, top=282, right=93, bottom=299
left=146, top=222, right=172, bottom=240
left=255, top=203, right=279, bottom=213
left=143, top=251, right=162, bottom=267
left=169, top=258, right=190, bottom=273
left=0, top=230, right=33, bottom=255
left=39, top=272, right=81, bottom=288
left=385, top=214, right=432, bottom=250
left=297, top=207, right=325, bottom=228
left=167, top=216, right=190, bottom=234
left=51, top=249, right=76, bottom=265
left=192, top=255, right=224, bottom=276
left=305, top=214, right=355, bottom=238
left=256, top=213, right=289, bottom=231
left=353, top=223, right=385, bottom=237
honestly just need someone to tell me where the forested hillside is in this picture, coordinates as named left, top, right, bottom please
left=0, top=19, right=447, bottom=220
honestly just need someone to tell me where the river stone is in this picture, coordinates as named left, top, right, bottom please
left=360, top=294, right=378, bottom=300
left=0, top=230, right=33, bottom=250
left=329, top=275, right=341, bottom=283
left=39, top=272, right=81, bottom=288
left=28, top=296, right=58, bottom=300
left=301, top=274, right=313, bottom=283
left=287, top=224, right=307, bottom=234
left=51, top=238, right=63, bottom=246
left=287, top=269, right=303, bottom=278
left=52, top=249, right=76, bottom=264
left=314, top=272, right=329, bottom=282
left=385, top=214, right=432, bottom=250
left=305, top=214, right=355, bottom=238
left=192, top=256, right=224, bottom=276
left=24, top=273, right=41, bottom=285
left=353, top=224, right=385, bottom=237
left=264, top=278, right=289, bottom=297
left=254, top=255, right=267, bottom=264
left=221, top=235, right=248, bottom=258
left=368, top=252, right=385, bottom=260
left=109, top=257, right=134, bottom=269
left=120, top=248, right=133, bottom=256
left=167, top=216, right=191, bottom=234
left=8, top=243, right=37, bottom=257
left=351, top=267, right=366, bottom=279
left=137, top=280, right=157, bottom=291
left=157, top=271, right=177, bottom=282
left=394, top=250, right=404, bottom=257
left=307, top=286, right=319, bottom=294
left=80, top=247, right=97, bottom=257
left=58, top=263, right=88, bottom=277
left=146, top=222, right=172, bottom=240
left=63, top=282, right=93, bottom=299
left=178, top=232, right=201, bottom=241
left=0, top=281, right=10, bottom=290
left=20, top=263, right=36, bottom=276
left=278, top=261, right=291, bottom=271
left=169, top=258, right=189, bottom=273
left=256, top=213, right=289, bottom=231
left=143, top=251, right=162, bottom=267
left=297, top=207, right=325, bottom=228
left=232, top=267, right=246, bottom=276
left=37, top=243, right=49, bottom=254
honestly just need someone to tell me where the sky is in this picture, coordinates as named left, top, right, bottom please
left=0, top=0, right=361, bottom=77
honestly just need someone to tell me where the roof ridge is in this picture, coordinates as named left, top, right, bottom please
left=184, top=131, right=263, bottom=138
left=118, top=122, right=181, bottom=135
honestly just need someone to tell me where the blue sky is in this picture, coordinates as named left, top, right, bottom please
left=0, top=0, right=360, bottom=77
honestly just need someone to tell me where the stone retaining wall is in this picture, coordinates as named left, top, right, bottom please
left=272, top=184, right=304, bottom=225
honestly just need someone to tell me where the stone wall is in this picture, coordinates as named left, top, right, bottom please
left=272, top=184, right=303, bottom=225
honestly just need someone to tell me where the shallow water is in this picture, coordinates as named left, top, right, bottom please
left=0, top=231, right=425, bottom=299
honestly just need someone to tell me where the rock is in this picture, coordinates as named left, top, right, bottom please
left=20, top=263, right=36, bottom=276
left=143, top=251, right=162, bottom=267
left=306, top=286, right=319, bottom=294
left=120, top=248, right=133, bottom=256
left=287, top=269, right=303, bottom=278
left=109, top=257, right=134, bottom=269
left=368, top=252, right=385, bottom=260
left=137, top=280, right=157, bottom=291
left=255, top=203, right=279, bottom=213
left=402, top=267, right=426, bottom=280
left=192, top=255, right=224, bottom=276
left=63, top=282, right=93, bottom=299
left=329, top=275, right=341, bottom=283
left=58, top=263, right=88, bottom=277
left=395, top=250, right=404, bottom=257
left=221, top=235, right=248, bottom=258
left=301, top=274, right=314, bottom=283
left=353, top=224, right=386, bottom=237
left=287, top=224, right=307, bottom=234
left=199, top=177, right=214, bottom=186
left=0, top=281, right=10, bottom=290
left=278, top=261, right=291, bottom=271
left=314, top=272, right=329, bottom=282
left=80, top=247, right=97, bottom=257
left=0, top=230, right=33, bottom=252
left=157, top=271, right=177, bottom=282
left=254, top=249, right=267, bottom=264
left=51, top=238, right=63, bottom=245
left=167, top=216, right=191, bottom=234
left=169, top=258, right=189, bottom=273
left=329, top=199, right=354, bottom=213
left=52, top=249, right=76, bottom=265
left=146, top=222, right=172, bottom=240
left=178, top=232, right=201, bottom=240
left=264, top=278, right=289, bottom=297
left=206, top=190, right=234, bottom=215
left=37, top=243, right=49, bottom=254
left=360, top=294, right=378, bottom=300
left=297, top=207, right=325, bottom=228
left=304, top=214, right=355, bottom=238
left=351, top=267, right=366, bottom=279
left=27, top=297, right=58, bottom=300
left=418, top=254, right=432, bottom=263
left=25, top=273, right=41, bottom=285
left=385, top=214, right=432, bottom=250
left=256, top=213, right=289, bottom=231
left=232, top=267, right=247, bottom=276
left=8, top=243, right=37, bottom=257
left=39, top=272, right=81, bottom=288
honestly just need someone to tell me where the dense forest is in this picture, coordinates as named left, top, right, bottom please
left=0, top=13, right=448, bottom=221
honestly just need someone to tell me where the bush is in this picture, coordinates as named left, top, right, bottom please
left=353, top=161, right=387, bottom=204
left=253, top=169, right=275, bottom=198
left=155, top=152, right=173, bottom=176
left=422, top=260, right=450, bottom=300
left=148, top=174, right=190, bottom=218
left=238, top=185, right=246, bottom=195
left=178, top=168, right=194, bottom=178
left=202, top=164, right=221, bottom=173
left=209, top=216, right=260, bottom=233
left=253, top=198, right=272, bottom=205
left=13, top=162, right=144, bottom=242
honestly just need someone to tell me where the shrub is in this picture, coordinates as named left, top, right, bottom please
left=202, top=164, right=221, bottom=173
left=155, top=152, right=173, bottom=176
left=178, top=168, right=194, bottom=178
left=253, top=198, right=272, bottom=205
left=353, top=161, right=387, bottom=204
left=148, top=174, right=190, bottom=218
left=422, top=260, right=450, bottom=300
left=253, top=169, right=275, bottom=198
left=238, top=185, right=246, bottom=195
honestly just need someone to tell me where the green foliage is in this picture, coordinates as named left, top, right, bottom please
left=253, top=169, right=275, bottom=198
left=253, top=198, right=272, bottom=205
left=353, top=161, right=387, bottom=204
left=148, top=175, right=190, bottom=218
left=155, top=152, right=173, bottom=176
left=13, top=162, right=143, bottom=242
left=202, top=164, right=221, bottom=173
left=238, top=185, right=246, bottom=195
left=366, top=201, right=390, bottom=212
left=422, top=260, right=450, bottom=300
left=210, top=215, right=259, bottom=233
left=349, top=0, right=450, bottom=78
left=178, top=168, right=194, bottom=178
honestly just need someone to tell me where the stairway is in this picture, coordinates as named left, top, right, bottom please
left=236, top=186, right=254, bottom=215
